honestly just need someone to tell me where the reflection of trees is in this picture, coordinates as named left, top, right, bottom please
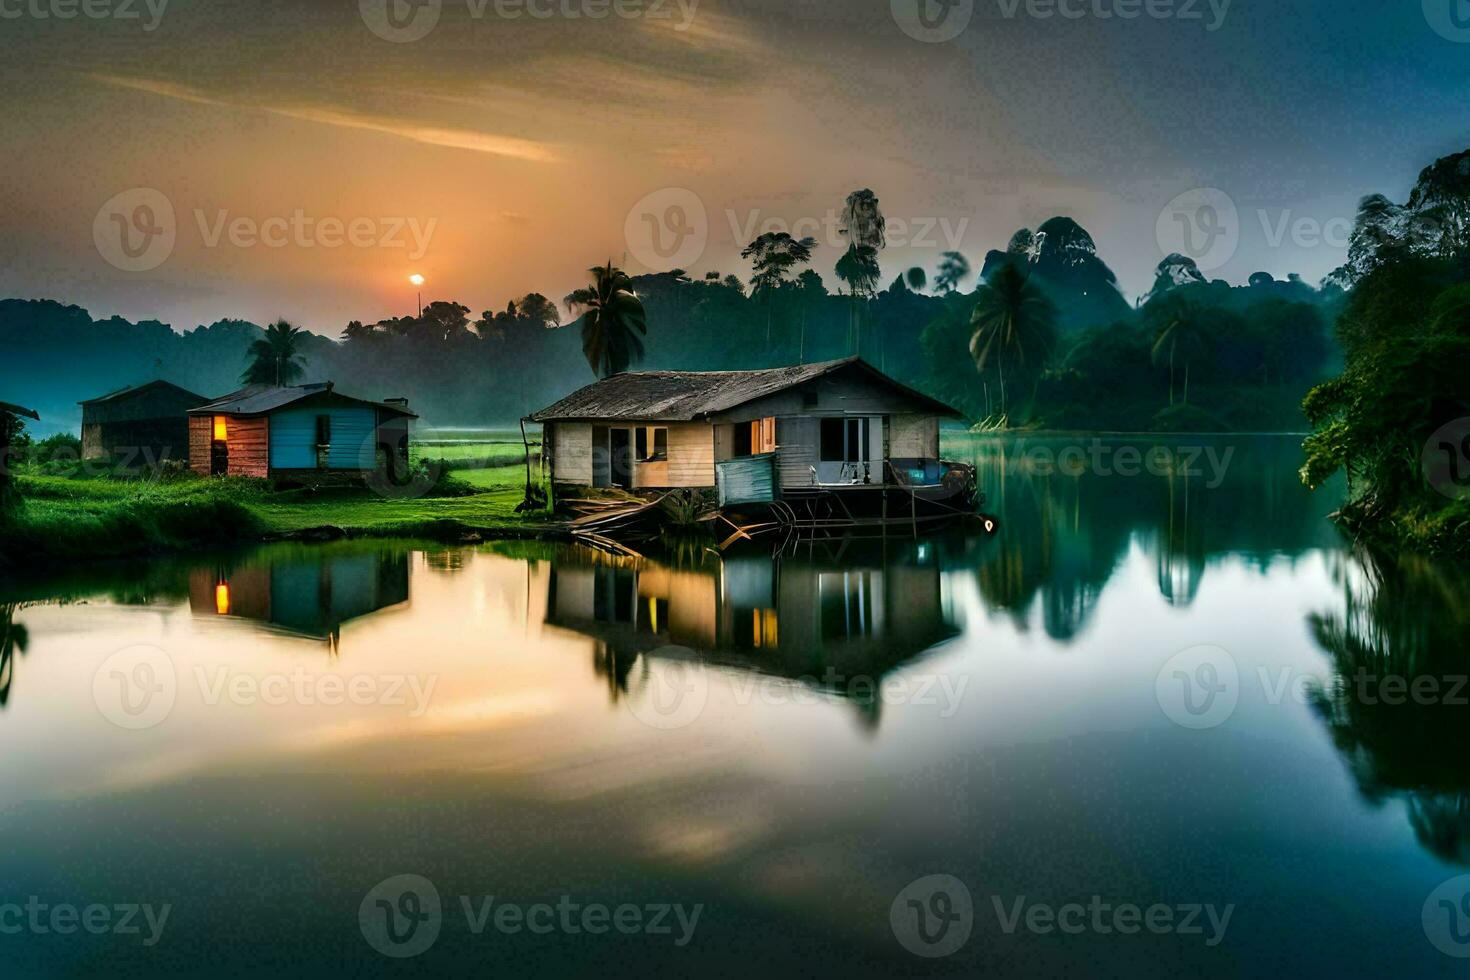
left=1309, top=548, right=1470, bottom=864
left=0, top=603, right=27, bottom=708
left=962, top=436, right=1338, bottom=639
left=591, top=639, right=639, bottom=703
left=1156, top=470, right=1206, bottom=607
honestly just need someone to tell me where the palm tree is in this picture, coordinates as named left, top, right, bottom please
left=968, top=263, right=1057, bottom=423
left=242, top=319, right=307, bottom=385
left=0, top=603, right=26, bottom=708
left=1148, top=294, right=1210, bottom=407
left=565, top=262, right=649, bottom=379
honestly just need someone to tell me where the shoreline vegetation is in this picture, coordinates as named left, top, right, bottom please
left=5, top=148, right=1468, bottom=560
left=0, top=456, right=566, bottom=575
left=0, top=429, right=1304, bottom=575
left=1297, top=148, right=1470, bottom=558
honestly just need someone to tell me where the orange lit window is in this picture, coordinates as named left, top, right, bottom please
left=212, top=415, right=228, bottom=441
left=752, top=609, right=778, bottom=648
left=214, top=581, right=231, bottom=615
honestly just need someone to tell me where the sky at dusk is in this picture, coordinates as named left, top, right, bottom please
left=2, top=0, right=1468, bottom=336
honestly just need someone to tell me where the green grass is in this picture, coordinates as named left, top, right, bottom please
left=0, top=436, right=560, bottom=571
left=411, top=426, right=540, bottom=471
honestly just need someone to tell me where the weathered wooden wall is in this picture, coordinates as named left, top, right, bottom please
left=226, top=417, right=270, bottom=477
left=550, top=422, right=593, bottom=485
left=664, top=422, right=714, bottom=487
left=188, top=416, right=212, bottom=476
left=889, top=414, right=939, bottom=458
left=713, top=369, right=938, bottom=424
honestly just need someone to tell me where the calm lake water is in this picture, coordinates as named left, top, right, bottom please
left=4, top=434, right=1469, bottom=977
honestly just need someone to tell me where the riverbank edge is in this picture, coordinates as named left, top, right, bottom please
left=1330, top=499, right=1470, bottom=559
left=0, top=514, right=576, bottom=581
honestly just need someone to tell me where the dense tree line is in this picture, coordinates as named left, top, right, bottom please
left=1300, top=148, right=1470, bottom=552
left=3, top=186, right=1351, bottom=432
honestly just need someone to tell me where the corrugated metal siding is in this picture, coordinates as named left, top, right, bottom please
left=775, top=417, right=818, bottom=487
left=717, top=453, right=778, bottom=506
left=269, top=407, right=377, bottom=470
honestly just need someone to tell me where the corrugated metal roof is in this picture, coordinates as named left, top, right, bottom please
left=529, top=357, right=960, bottom=422
left=78, top=379, right=207, bottom=406
left=190, top=383, right=416, bottom=418
left=0, top=401, right=39, bottom=420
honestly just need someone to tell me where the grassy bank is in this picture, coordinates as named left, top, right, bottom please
left=1333, top=496, right=1470, bottom=557
left=0, top=446, right=561, bottom=572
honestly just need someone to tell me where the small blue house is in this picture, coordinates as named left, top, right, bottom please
left=187, top=383, right=415, bottom=479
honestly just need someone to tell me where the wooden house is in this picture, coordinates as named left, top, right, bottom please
left=79, top=380, right=209, bottom=464
left=188, top=545, right=410, bottom=644
left=530, top=357, right=963, bottom=495
left=187, top=383, right=416, bottom=479
left=543, top=542, right=957, bottom=729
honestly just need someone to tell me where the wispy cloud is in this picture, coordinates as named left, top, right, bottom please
left=87, top=73, right=560, bottom=164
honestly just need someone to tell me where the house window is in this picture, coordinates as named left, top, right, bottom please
left=820, top=417, right=870, bottom=463
left=635, top=426, right=668, bottom=463
left=735, top=418, right=776, bottom=457
left=212, top=415, right=228, bottom=441
left=315, top=415, right=332, bottom=469
left=802, top=391, right=819, bottom=409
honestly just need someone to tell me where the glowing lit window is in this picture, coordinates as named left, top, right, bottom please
left=214, top=581, right=231, bottom=615
left=212, top=416, right=228, bottom=441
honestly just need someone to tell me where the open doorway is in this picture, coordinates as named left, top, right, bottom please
left=608, top=428, right=633, bottom=490
left=210, top=414, right=229, bottom=476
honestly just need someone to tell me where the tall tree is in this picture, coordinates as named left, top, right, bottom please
left=933, top=252, right=972, bottom=294
left=565, top=262, right=649, bottom=379
left=969, top=263, right=1057, bottom=423
left=741, top=232, right=817, bottom=346
left=1140, top=295, right=1211, bottom=411
left=1147, top=293, right=1211, bottom=407
left=838, top=189, right=887, bottom=356
left=241, top=319, right=307, bottom=385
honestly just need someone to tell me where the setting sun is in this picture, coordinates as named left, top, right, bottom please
left=408, top=274, right=425, bottom=286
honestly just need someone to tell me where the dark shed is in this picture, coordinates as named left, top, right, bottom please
left=80, top=380, right=210, bottom=465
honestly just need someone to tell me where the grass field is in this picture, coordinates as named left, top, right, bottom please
left=0, top=432, right=558, bottom=571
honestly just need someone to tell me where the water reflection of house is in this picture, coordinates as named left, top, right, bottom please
left=544, top=546, right=957, bottom=727
left=189, top=547, right=410, bottom=645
